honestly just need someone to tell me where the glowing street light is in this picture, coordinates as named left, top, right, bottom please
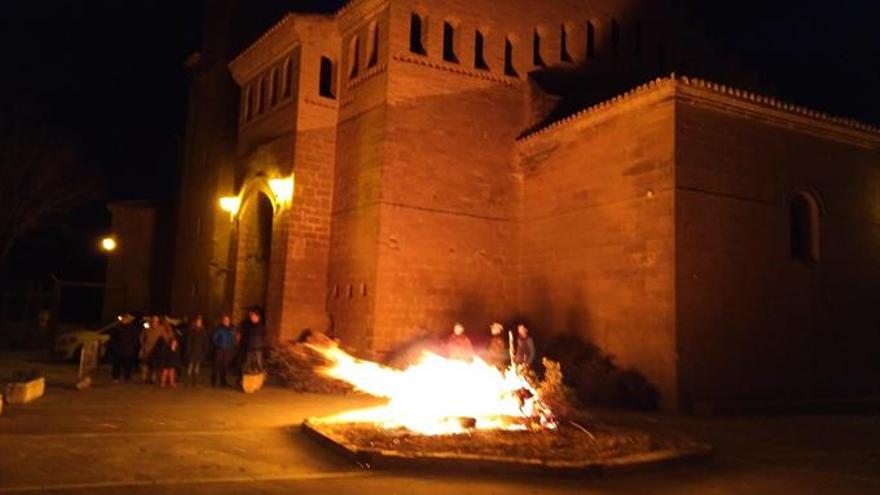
left=219, top=196, right=241, bottom=220
left=268, top=176, right=294, bottom=206
left=100, top=236, right=117, bottom=253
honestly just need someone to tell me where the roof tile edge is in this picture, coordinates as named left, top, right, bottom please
left=518, top=74, right=880, bottom=142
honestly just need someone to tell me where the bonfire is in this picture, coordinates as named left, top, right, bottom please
left=306, top=341, right=557, bottom=435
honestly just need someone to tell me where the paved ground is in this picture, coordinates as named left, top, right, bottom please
left=1, top=352, right=879, bottom=494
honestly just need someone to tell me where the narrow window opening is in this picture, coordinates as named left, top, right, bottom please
left=270, top=68, right=280, bottom=106
left=257, top=77, right=266, bottom=113
left=409, top=13, right=427, bottom=55
left=474, top=30, right=489, bottom=70
left=790, top=192, right=821, bottom=263
left=533, top=29, right=545, bottom=67
left=443, top=22, right=458, bottom=63
left=611, top=18, right=620, bottom=57
left=243, top=86, right=253, bottom=122
left=367, top=21, right=379, bottom=67
left=586, top=21, right=595, bottom=58
left=504, top=38, right=518, bottom=77
left=319, top=56, right=335, bottom=99
left=349, top=37, right=360, bottom=79
left=283, top=57, right=293, bottom=97
left=560, top=25, right=572, bottom=62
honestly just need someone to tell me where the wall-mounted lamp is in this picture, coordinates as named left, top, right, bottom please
left=100, top=236, right=117, bottom=253
left=268, top=176, right=294, bottom=207
left=219, top=196, right=241, bottom=220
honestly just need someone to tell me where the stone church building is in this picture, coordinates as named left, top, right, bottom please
left=171, top=0, right=880, bottom=410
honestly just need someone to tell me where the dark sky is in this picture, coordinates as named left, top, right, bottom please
left=0, top=0, right=878, bottom=290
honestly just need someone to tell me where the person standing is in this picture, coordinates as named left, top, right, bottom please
left=184, top=315, right=209, bottom=385
left=484, top=322, right=508, bottom=370
left=241, top=307, right=266, bottom=374
left=212, top=315, right=237, bottom=387
left=513, top=324, right=536, bottom=369
left=158, top=322, right=181, bottom=388
left=446, top=323, right=474, bottom=361
left=109, top=312, right=140, bottom=383
left=139, top=315, right=164, bottom=384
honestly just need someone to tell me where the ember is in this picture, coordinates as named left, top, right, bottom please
left=306, top=342, right=557, bottom=435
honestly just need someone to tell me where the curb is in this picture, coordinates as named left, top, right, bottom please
left=300, top=420, right=713, bottom=477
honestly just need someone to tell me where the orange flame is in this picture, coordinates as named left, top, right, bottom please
left=307, top=343, right=556, bottom=435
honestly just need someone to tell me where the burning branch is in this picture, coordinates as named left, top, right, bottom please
left=306, top=342, right=557, bottom=435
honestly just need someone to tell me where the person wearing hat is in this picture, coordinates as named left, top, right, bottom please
left=484, top=322, right=508, bottom=370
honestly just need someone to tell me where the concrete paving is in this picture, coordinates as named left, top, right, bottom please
left=1, top=352, right=879, bottom=494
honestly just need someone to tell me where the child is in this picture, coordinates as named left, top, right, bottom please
left=159, top=329, right=181, bottom=388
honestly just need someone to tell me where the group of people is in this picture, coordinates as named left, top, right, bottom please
left=445, top=322, right=536, bottom=370
left=106, top=307, right=267, bottom=388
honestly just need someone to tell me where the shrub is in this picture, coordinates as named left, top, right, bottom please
left=542, top=334, right=659, bottom=411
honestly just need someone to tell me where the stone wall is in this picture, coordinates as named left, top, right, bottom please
left=675, top=85, right=880, bottom=408
left=516, top=84, right=677, bottom=410
left=326, top=3, right=390, bottom=351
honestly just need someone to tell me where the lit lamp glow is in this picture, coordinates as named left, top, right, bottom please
left=268, top=176, right=294, bottom=206
left=219, top=196, right=241, bottom=220
left=100, top=236, right=117, bottom=252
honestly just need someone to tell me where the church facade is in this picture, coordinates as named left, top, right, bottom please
left=171, top=0, right=880, bottom=410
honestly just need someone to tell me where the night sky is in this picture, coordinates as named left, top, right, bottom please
left=0, top=0, right=877, bottom=292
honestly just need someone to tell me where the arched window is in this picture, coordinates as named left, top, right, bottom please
left=790, top=191, right=822, bottom=263
left=504, top=37, right=518, bottom=77
left=349, top=36, right=360, bottom=79
left=474, top=30, right=489, bottom=70
left=283, top=57, right=293, bottom=97
left=319, top=56, right=335, bottom=99
left=443, top=22, right=458, bottom=63
left=560, top=25, right=572, bottom=62
left=611, top=18, right=620, bottom=57
left=257, top=76, right=266, bottom=114
left=270, top=68, right=280, bottom=106
left=243, top=85, right=253, bottom=122
left=367, top=20, right=379, bottom=68
left=586, top=21, right=595, bottom=58
left=533, top=29, right=545, bottom=67
left=409, top=13, right=427, bottom=55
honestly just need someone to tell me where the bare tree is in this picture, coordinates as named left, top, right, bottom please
left=0, top=119, right=101, bottom=267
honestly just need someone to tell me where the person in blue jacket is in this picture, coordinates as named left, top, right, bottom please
left=211, top=314, right=238, bottom=388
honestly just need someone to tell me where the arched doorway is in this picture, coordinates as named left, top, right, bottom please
left=235, top=192, right=274, bottom=315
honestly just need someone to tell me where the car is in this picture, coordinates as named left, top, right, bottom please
left=52, top=321, right=116, bottom=361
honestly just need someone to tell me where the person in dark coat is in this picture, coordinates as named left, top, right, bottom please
left=109, top=312, right=140, bottom=383
left=212, top=314, right=237, bottom=387
left=484, top=322, right=508, bottom=370
left=184, top=315, right=209, bottom=385
left=513, top=324, right=536, bottom=369
left=140, top=315, right=164, bottom=384
left=241, top=307, right=266, bottom=374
